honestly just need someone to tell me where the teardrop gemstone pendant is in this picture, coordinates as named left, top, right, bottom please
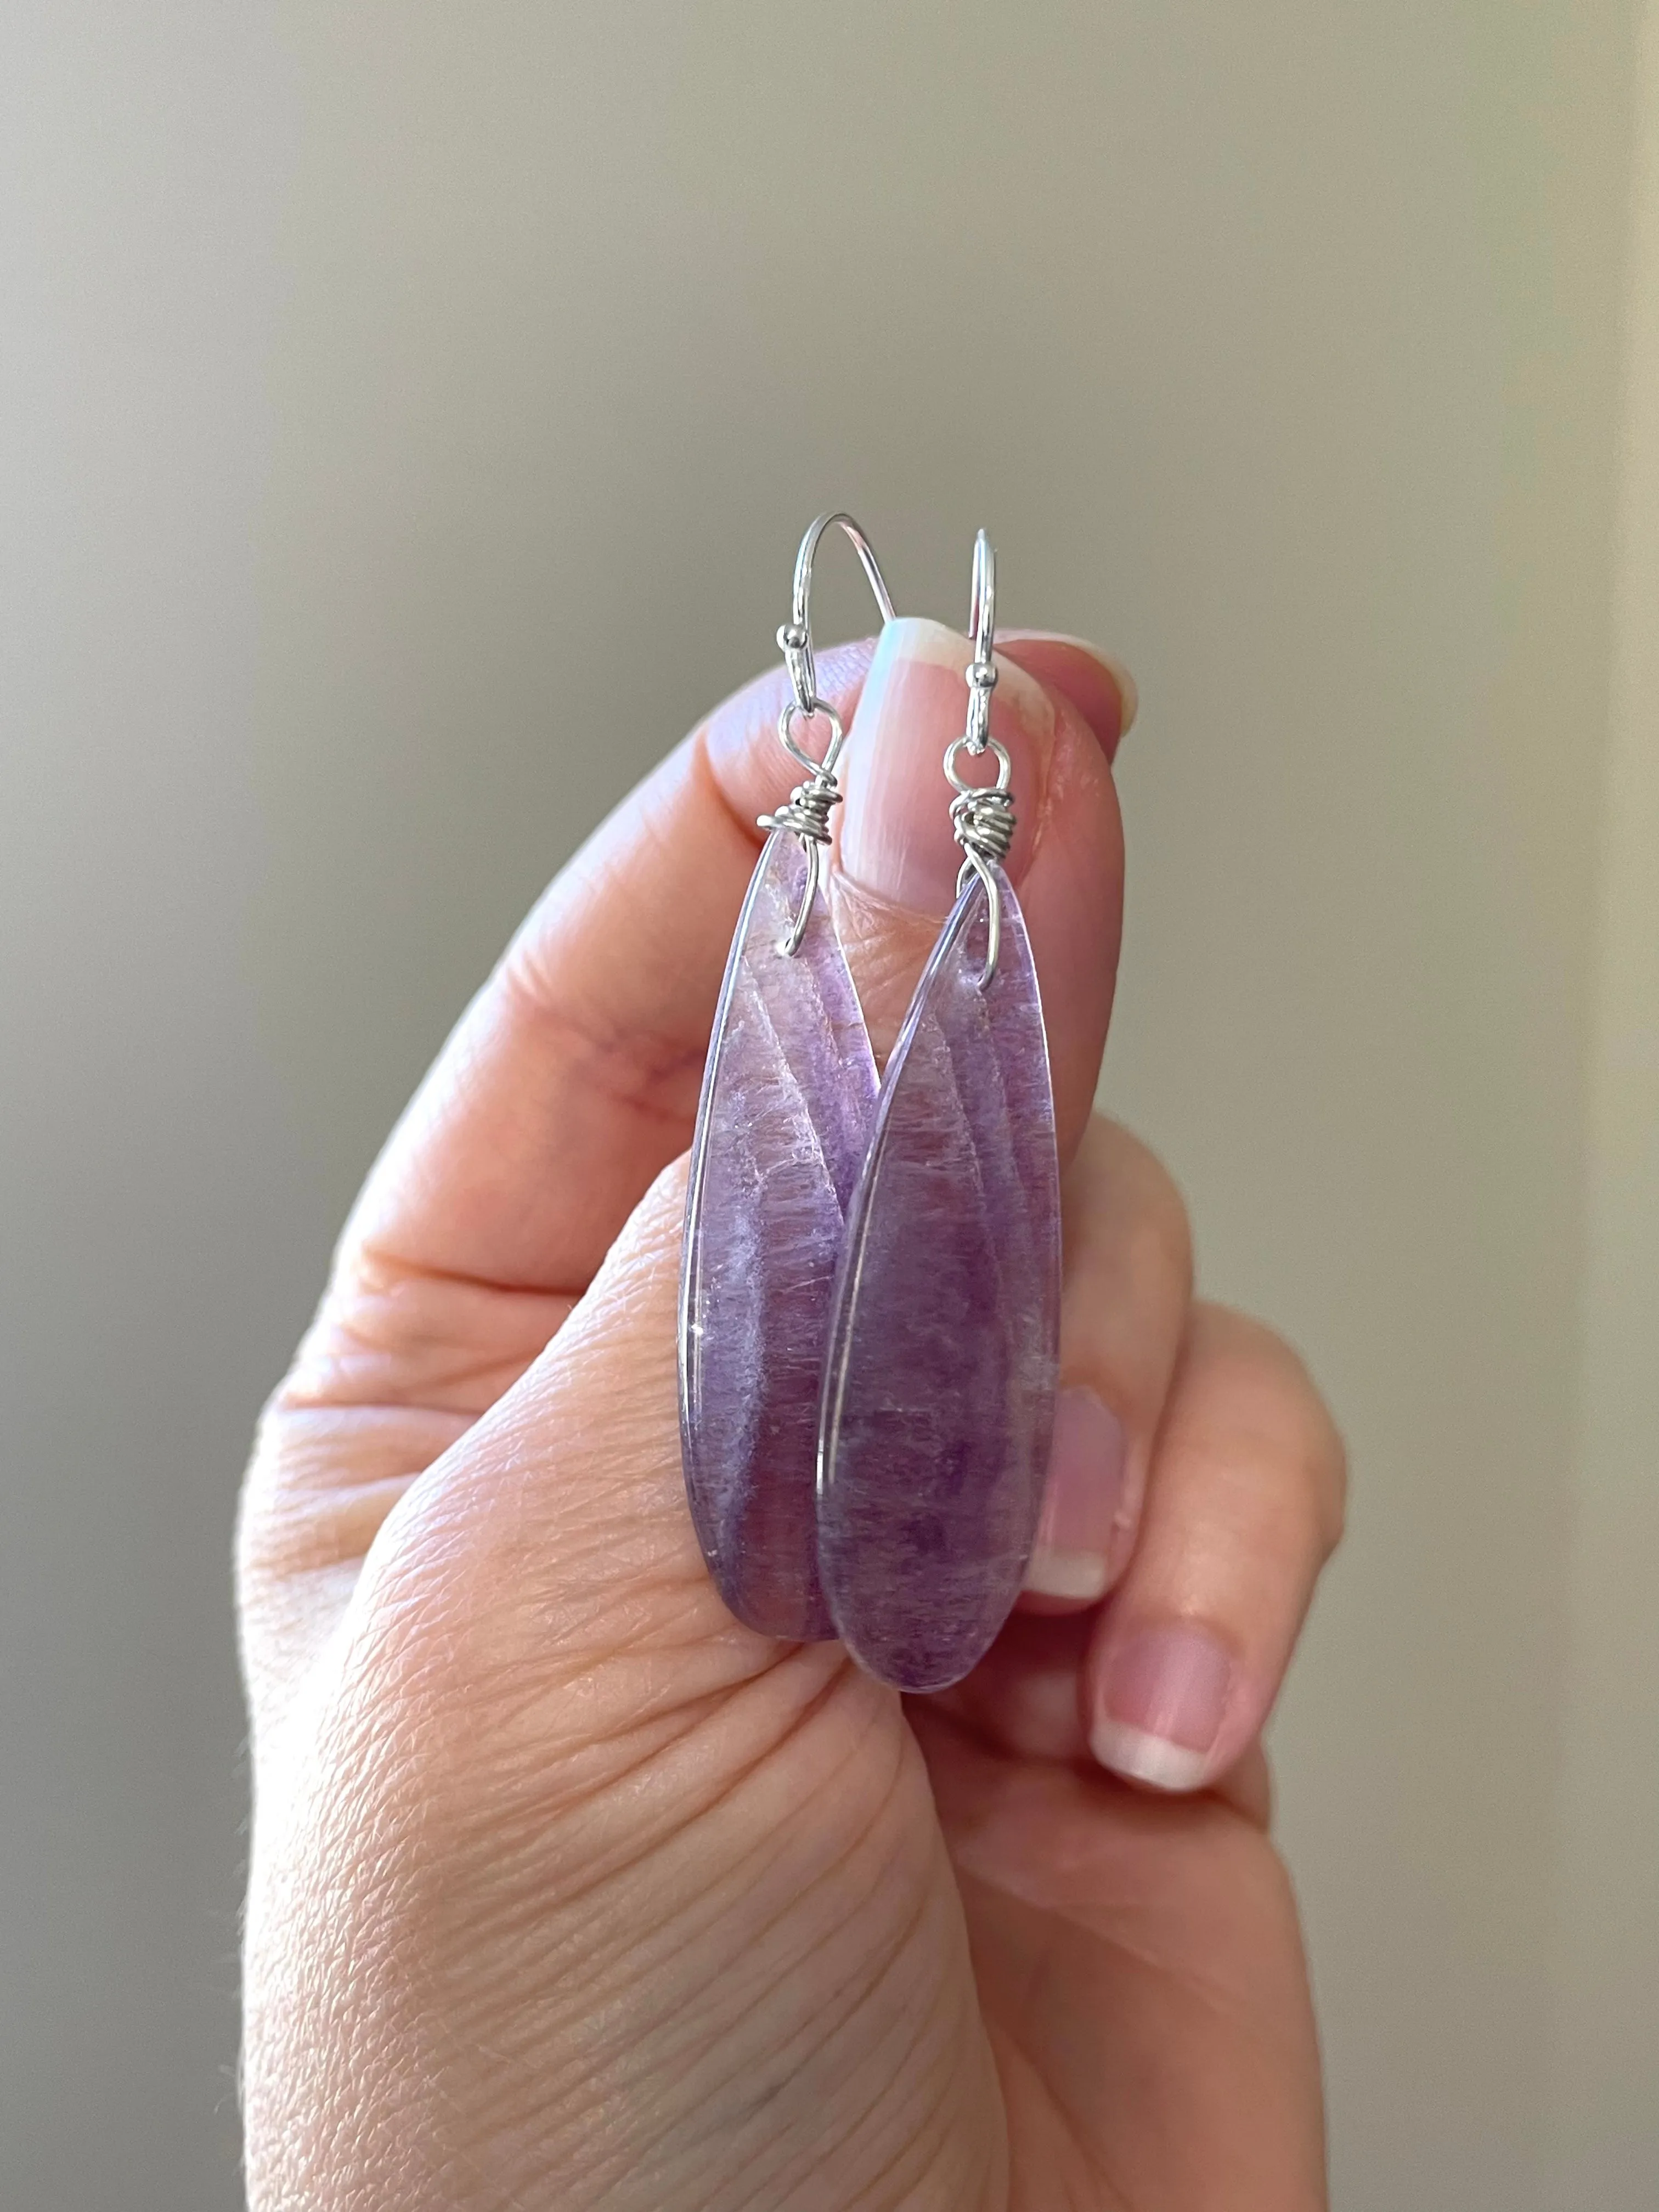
left=817, top=866, right=1061, bottom=1691
left=679, top=831, right=879, bottom=1639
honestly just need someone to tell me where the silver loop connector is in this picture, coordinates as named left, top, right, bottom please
left=950, top=530, right=1011, bottom=985
left=764, top=517, right=896, bottom=955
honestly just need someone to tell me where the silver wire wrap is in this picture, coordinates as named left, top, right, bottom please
left=947, top=530, right=1012, bottom=985
left=761, top=516, right=895, bottom=955
left=950, top=778, right=1015, bottom=868
left=760, top=769, right=842, bottom=853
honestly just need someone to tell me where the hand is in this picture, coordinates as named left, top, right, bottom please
left=239, top=615, right=1345, bottom=2210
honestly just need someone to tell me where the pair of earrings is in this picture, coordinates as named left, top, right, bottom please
left=678, top=514, right=1062, bottom=1694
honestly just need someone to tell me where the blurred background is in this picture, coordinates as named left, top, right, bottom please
left=2, top=3, right=1656, bottom=2205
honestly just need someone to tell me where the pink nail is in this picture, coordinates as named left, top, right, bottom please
left=1090, top=1624, right=1234, bottom=1792
left=838, top=616, right=1054, bottom=916
left=1023, top=1386, right=1127, bottom=1602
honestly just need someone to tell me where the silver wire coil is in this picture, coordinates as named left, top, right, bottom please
left=759, top=770, right=841, bottom=850
left=950, top=782, right=1015, bottom=871
left=762, top=517, right=896, bottom=956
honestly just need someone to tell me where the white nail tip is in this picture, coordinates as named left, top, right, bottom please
left=873, top=617, right=1047, bottom=701
left=1022, top=1546, right=1111, bottom=1602
left=1090, top=1720, right=1211, bottom=1793
left=874, top=615, right=973, bottom=670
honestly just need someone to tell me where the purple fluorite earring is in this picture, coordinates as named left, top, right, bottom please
left=817, top=533, right=1063, bottom=1692
left=678, top=515, right=894, bottom=1640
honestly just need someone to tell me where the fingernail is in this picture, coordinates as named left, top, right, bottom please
left=1090, top=1624, right=1234, bottom=1792
left=1023, top=1387, right=1127, bottom=1602
left=839, top=615, right=1056, bottom=916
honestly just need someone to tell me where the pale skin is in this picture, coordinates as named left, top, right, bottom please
left=239, top=616, right=1346, bottom=2210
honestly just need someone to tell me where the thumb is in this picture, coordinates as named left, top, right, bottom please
left=348, top=1158, right=811, bottom=1734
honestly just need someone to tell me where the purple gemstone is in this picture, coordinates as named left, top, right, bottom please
left=679, top=833, right=879, bottom=1639
left=817, top=869, right=1061, bottom=1692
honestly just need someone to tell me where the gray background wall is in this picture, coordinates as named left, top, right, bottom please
left=2, top=5, right=1655, bottom=2206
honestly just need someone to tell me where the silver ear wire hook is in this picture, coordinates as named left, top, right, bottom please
left=965, top=527, right=997, bottom=752
left=778, top=511, right=898, bottom=716
left=761, top=512, right=898, bottom=955
left=945, top=529, right=1014, bottom=985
